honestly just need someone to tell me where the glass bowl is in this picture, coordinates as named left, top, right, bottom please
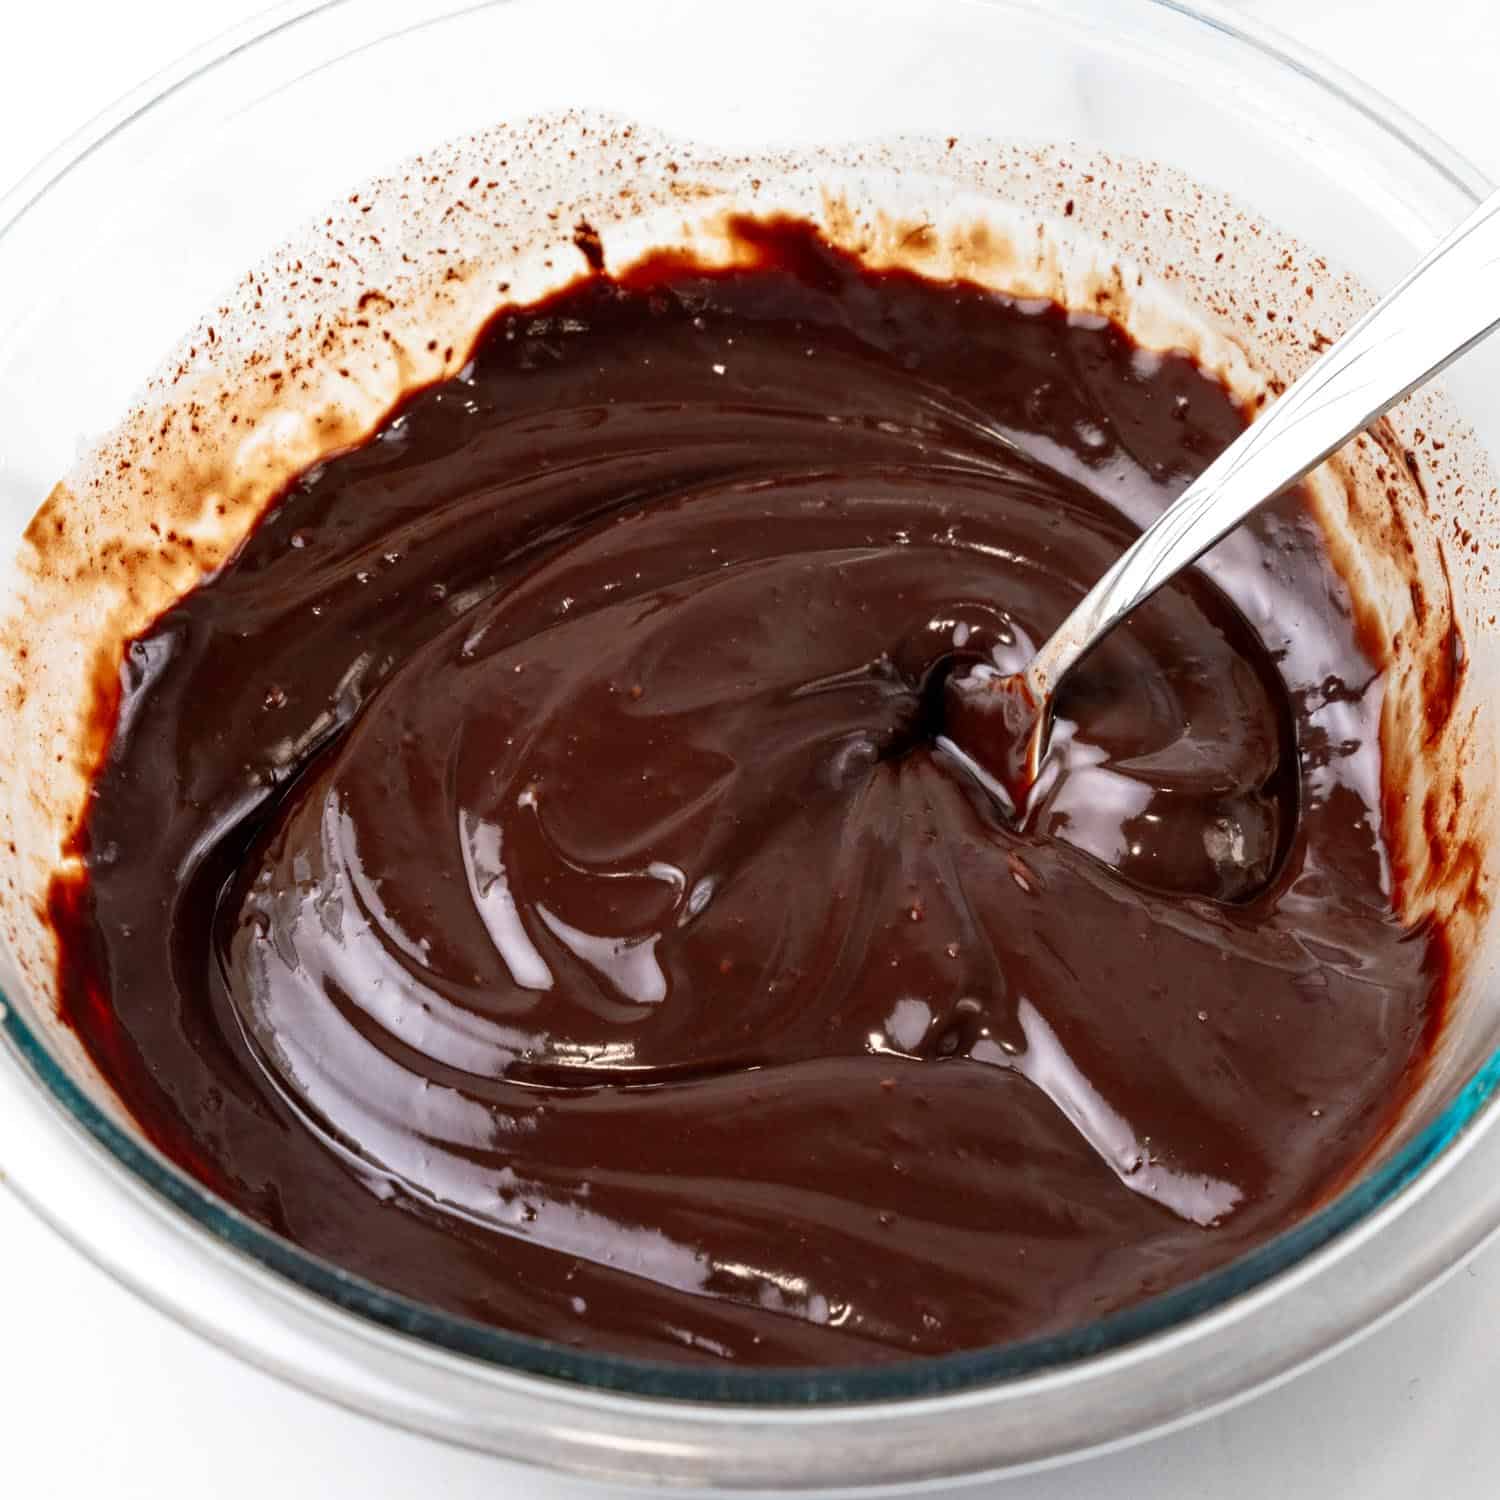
left=2, top=0, right=1499, bottom=1488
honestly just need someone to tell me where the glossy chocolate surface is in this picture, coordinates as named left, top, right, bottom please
left=52, top=220, right=1439, bottom=1365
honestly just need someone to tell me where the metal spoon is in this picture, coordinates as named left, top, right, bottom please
left=999, top=186, right=1500, bottom=798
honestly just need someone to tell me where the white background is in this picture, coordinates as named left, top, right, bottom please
left=3, top=3, right=1499, bottom=1496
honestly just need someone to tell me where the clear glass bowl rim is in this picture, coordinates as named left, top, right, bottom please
left=1, top=0, right=1497, bottom=1411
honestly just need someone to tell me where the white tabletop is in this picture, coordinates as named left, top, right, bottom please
left=4, top=3, right=1499, bottom=1495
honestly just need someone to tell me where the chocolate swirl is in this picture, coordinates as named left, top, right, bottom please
left=55, top=221, right=1436, bottom=1364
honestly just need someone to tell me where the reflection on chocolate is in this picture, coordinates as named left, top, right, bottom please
left=51, top=219, right=1441, bottom=1366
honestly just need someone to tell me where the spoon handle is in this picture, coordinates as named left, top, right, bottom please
left=1023, top=186, right=1500, bottom=703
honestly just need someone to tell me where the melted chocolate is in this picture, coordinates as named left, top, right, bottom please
left=52, top=219, right=1440, bottom=1366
